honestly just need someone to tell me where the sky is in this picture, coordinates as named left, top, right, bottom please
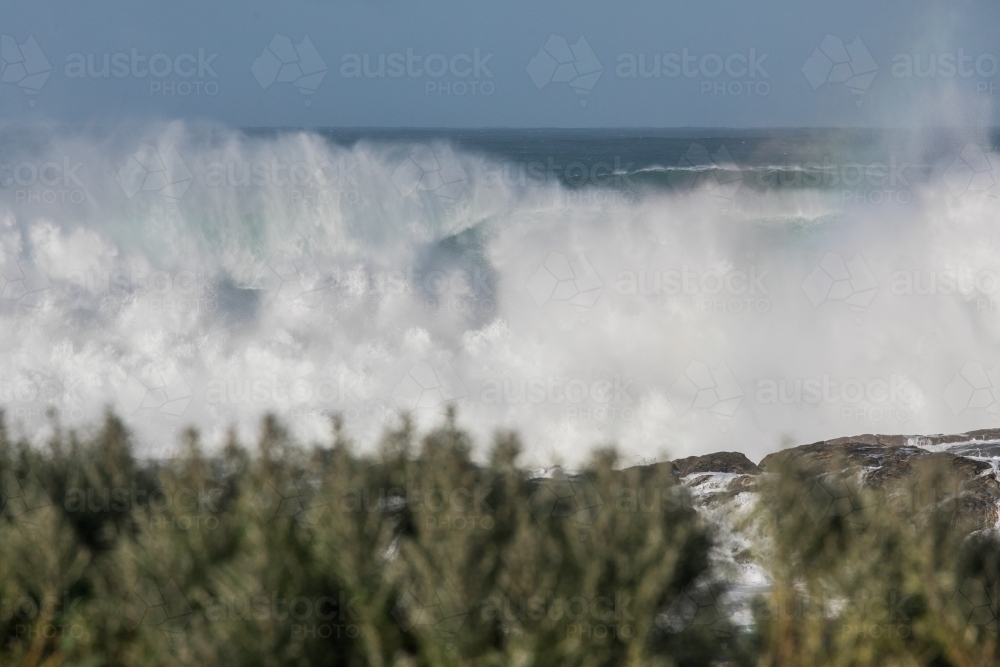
left=0, top=0, right=997, bottom=128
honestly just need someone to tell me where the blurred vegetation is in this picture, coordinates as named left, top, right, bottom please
left=0, top=408, right=720, bottom=667
left=752, top=456, right=1000, bottom=667
left=4, top=408, right=1000, bottom=666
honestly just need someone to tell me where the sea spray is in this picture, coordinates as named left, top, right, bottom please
left=0, top=123, right=997, bottom=464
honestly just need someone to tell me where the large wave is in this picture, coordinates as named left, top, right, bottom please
left=0, top=122, right=998, bottom=466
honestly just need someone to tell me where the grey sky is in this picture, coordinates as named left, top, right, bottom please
left=1, top=0, right=997, bottom=127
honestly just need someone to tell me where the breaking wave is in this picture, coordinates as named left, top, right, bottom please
left=0, top=122, right=998, bottom=465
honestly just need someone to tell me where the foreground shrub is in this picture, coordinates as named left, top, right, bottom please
left=0, top=409, right=718, bottom=667
left=753, top=456, right=1000, bottom=667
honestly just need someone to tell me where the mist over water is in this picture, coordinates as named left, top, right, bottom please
left=0, top=123, right=998, bottom=466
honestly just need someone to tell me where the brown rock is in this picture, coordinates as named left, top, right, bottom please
left=758, top=432, right=1000, bottom=530
left=672, top=452, right=762, bottom=476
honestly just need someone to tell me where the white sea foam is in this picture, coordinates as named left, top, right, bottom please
left=0, top=123, right=998, bottom=466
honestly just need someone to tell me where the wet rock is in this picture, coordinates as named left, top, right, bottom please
left=672, top=452, right=762, bottom=476
left=758, top=432, right=1000, bottom=529
left=726, top=475, right=758, bottom=494
left=911, top=428, right=1000, bottom=448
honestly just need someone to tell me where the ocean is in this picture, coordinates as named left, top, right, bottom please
left=0, top=125, right=998, bottom=465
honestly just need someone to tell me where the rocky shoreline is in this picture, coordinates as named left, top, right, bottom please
left=649, top=428, right=1000, bottom=530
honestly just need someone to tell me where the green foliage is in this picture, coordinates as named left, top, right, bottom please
left=12, top=409, right=1000, bottom=666
left=0, top=408, right=716, bottom=667
left=752, top=456, right=1000, bottom=667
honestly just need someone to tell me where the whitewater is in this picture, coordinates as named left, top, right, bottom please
left=0, top=123, right=997, bottom=466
